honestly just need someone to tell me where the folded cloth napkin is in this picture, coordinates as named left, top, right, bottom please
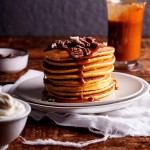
left=2, top=70, right=150, bottom=148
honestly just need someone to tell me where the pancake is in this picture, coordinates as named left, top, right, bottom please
left=46, top=81, right=116, bottom=103
left=43, top=36, right=117, bottom=102
left=44, top=65, right=114, bottom=79
left=43, top=56, right=115, bottom=73
left=44, top=46, right=115, bottom=61
left=45, top=75, right=112, bottom=92
left=45, top=74, right=111, bottom=87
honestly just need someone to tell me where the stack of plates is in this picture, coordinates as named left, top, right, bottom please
left=14, top=72, right=150, bottom=114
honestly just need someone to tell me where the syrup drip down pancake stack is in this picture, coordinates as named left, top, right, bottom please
left=43, top=37, right=116, bottom=103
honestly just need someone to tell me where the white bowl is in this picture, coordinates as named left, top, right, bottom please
left=0, top=48, right=28, bottom=73
left=0, top=99, right=31, bottom=150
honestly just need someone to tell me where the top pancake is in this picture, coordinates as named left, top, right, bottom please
left=44, top=46, right=115, bottom=61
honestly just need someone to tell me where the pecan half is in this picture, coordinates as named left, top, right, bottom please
left=70, top=48, right=84, bottom=59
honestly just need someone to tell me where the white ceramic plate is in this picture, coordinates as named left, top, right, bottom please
left=15, top=72, right=145, bottom=108
left=28, top=79, right=149, bottom=114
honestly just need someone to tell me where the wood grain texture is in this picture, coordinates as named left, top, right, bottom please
left=0, top=37, right=150, bottom=150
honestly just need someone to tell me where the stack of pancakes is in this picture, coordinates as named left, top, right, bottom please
left=43, top=37, right=116, bottom=102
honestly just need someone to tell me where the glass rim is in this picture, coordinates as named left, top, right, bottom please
left=106, top=0, right=146, bottom=4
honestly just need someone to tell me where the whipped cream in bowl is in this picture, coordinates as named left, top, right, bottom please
left=0, top=86, right=31, bottom=149
left=0, top=87, right=26, bottom=119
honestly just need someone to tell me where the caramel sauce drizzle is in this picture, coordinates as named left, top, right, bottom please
left=67, top=45, right=103, bottom=101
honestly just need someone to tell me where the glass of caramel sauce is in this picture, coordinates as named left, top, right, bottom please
left=107, top=0, right=146, bottom=71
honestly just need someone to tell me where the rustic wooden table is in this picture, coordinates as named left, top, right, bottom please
left=0, top=37, right=150, bottom=150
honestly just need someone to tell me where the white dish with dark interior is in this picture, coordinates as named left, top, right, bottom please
left=0, top=48, right=28, bottom=73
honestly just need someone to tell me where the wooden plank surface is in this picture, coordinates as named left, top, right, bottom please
left=0, top=37, right=150, bottom=150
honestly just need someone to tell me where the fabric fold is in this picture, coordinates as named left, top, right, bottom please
left=2, top=69, right=150, bottom=147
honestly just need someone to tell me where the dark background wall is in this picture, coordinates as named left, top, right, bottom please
left=0, top=0, right=149, bottom=37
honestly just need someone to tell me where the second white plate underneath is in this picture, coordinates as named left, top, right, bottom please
left=28, top=80, right=149, bottom=114
left=15, top=72, right=145, bottom=107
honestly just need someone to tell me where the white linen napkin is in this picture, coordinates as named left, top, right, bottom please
left=2, top=69, right=150, bottom=148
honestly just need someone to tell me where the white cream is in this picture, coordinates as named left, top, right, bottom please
left=0, top=87, right=26, bottom=119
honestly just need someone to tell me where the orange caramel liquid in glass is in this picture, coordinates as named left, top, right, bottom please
left=107, top=2, right=146, bottom=62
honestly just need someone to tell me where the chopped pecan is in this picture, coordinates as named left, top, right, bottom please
left=79, top=38, right=90, bottom=47
left=0, top=53, right=15, bottom=59
left=82, top=48, right=91, bottom=56
left=85, top=37, right=95, bottom=43
left=51, top=43, right=57, bottom=49
left=61, top=44, right=68, bottom=49
left=76, top=45, right=83, bottom=48
left=70, top=48, right=84, bottom=59
left=55, top=40, right=63, bottom=45
left=90, top=42, right=98, bottom=49
left=55, top=40, right=64, bottom=49
left=44, top=43, right=57, bottom=51
left=70, top=37, right=85, bottom=47
left=68, top=42, right=78, bottom=48
left=88, top=97, right=94, bottom=102
left=45, top=36, right=101, bottom=59
left=65, top=40, right=71, bottom=45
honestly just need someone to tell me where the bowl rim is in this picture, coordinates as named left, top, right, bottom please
left=0, top=98, right=31, bottom=122
left=0, top=48, right=28, bottom=60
